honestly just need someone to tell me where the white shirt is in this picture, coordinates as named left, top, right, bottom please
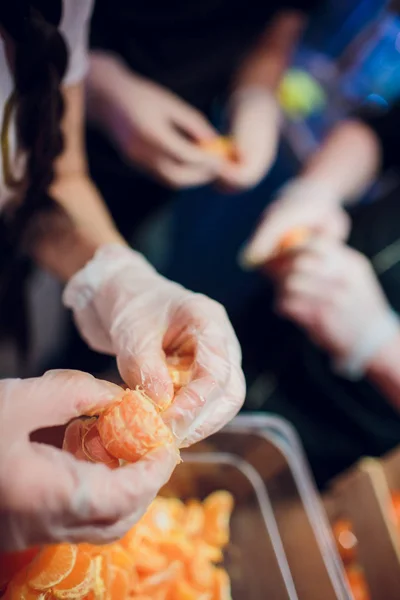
left=0, top=0, right=94, bottom=211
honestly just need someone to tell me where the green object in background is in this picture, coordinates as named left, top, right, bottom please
left=278, top=68, right=326, bottom=119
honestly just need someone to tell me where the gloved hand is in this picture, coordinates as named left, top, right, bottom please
left=0, top=370, right=178, bottom=551
left=88, top=53, right=222, bottom=189
left=240, top=177, right=350, bottom=268
left=275, top=237, right=399, bottom=373
left=218, top=88, right=280, bottom=191
left=63, top=244, right=245, bottom=447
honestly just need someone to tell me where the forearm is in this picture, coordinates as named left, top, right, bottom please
left=31, top=83, right=125, bottom=282
left=33, top=175, right=125, bottom=282
left=233, top=11, right=306, bottom=92
left=86, top=51, right=124, bottom=132
left=298, top=120, right=382, bottom=205
left=366, top=331, right=400, bottom=412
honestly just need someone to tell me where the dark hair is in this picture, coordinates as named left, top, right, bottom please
left=0, top=0, right=68, bottom=363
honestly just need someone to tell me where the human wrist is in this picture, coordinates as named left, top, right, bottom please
left=230, top=86, right=278, bottom=111
left=366, top=329, right=400, bottom=379
left=63, top=244, right=153, bottom=313
left=292, top=175, right=345, bottom=207
left=332, top=309, right=400, bottom=381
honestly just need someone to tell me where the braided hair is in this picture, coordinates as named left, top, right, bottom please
left=0, top=0, right=68, bottom=362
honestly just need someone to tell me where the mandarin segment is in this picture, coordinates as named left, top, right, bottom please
left=108, top=566, right=129, bottom=600
left=203, top=492, right=234, bottom=548
left=212, top=569, right=232, bottom=600
left=52, top=552, right=93, bottom=599
left=96, top=389, right=174, bottom=463
left=27, top=545, right=77, bottom=591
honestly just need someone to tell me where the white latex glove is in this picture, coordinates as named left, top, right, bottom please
left=275, top=237, right=399, bottom=373
left=218, top=88, right=280, bottom=191
left=63, top=244, right=245, bottom=447
left=0, top=370, right=178, bottom=551
left=89, top=53, right=222, bottom=188
left=240, top=178, right=350, bottom=268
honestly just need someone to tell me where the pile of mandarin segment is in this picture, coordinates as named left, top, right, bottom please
left=2, top=491, right=234, bottom=600
left=1, top=355, right=235, bottom=599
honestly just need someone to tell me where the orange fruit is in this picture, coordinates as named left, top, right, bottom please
left=0, top=547, right=40, bottom=588
left=166, top=355, right=193, bottom=393
left=332, top=519, right=358, bottom=565
left=81, top=422, right=119, bottom=469
left=203, top=492, right=234, bottom=548
left=276, top=227, right=311, bottom=255
left=212, top=568, right=232, bottom=600
left=200, top=137, right=237, bottom=161
left=52, top=551, right=93, bottom=598
left=96, top=389, right=174, bottom=463
left=27, top=544, right=77, bottom=591
left=345, top=566, right=370, bottom=600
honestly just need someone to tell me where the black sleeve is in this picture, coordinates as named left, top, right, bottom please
left=355, top=100, right=400, bottom=171
left=278, top=0, right=321, bottom=15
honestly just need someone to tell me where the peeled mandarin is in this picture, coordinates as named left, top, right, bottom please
left=27, top=545, right=77, bottom=591
left=96, top=389, right=174, bottom=463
